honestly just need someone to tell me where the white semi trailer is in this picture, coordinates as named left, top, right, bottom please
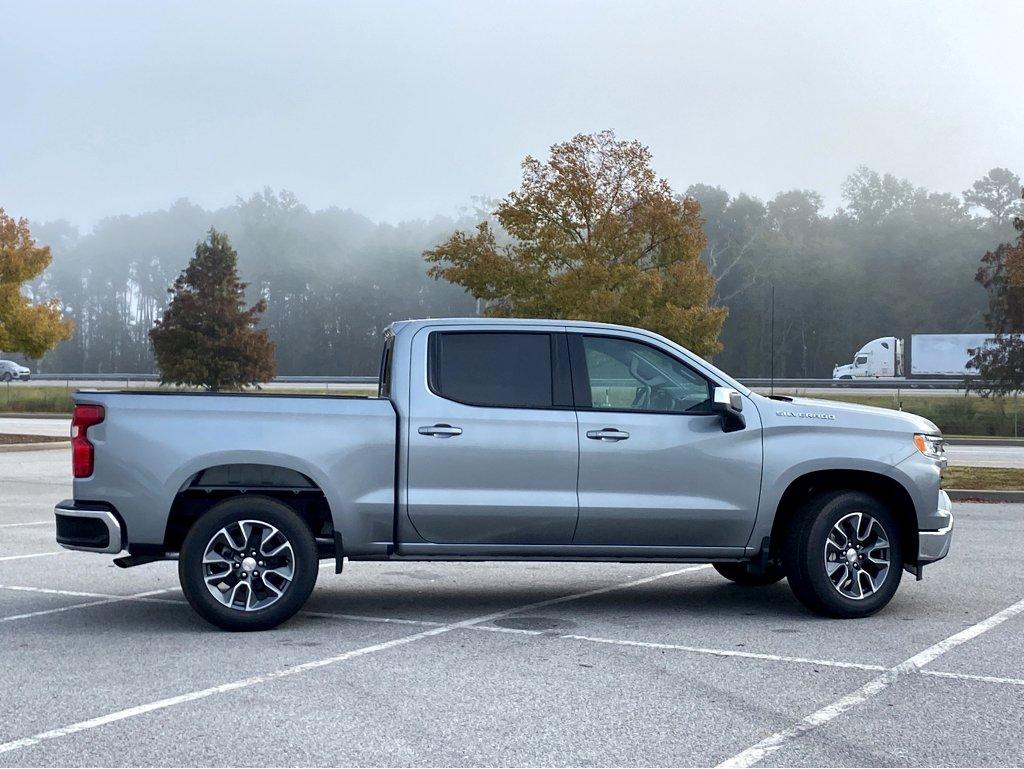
left=832, top=334, right=995, bottom=379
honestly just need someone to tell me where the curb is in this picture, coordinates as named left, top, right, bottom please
left=946, top=438, right=1024, bottom=447
left=0, top=441, right=70, bottom=453
left=946, top=488, right=1024, bottom=503
left=0, top=413, right=71, bottom=419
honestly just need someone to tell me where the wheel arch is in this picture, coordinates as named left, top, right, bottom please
left=768, top=469, right=919, bottom=562
left=162, top=462, right=336, bottom=560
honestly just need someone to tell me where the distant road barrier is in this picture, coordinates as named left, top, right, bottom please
left=17, top=374, right=974, bottom=391
left=739, top=378, right=970, bottom=390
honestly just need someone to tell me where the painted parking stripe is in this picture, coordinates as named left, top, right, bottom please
left=716, top=595, right=1024, bottom=768
left=0, top=580, right=892, bottom=675
left=17, top=577, right=1024, bottom=688
left=0, top=565, right=709, bottom=756
left=0, top=585, right=116, bottom=599
left=922, top=669, right=1024, bottom=687
left=557, top=634, right=887, bottom=672
left=0, top=521, right=51, bottom=528
left=0, top=587, right=180, bottom=623
left=0, top=551, right=64, bottom=562
left=303, top=610, right=446, bottom=627
left=0, top=584, right=186, bottom=605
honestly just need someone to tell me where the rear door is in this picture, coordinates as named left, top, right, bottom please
left=404, top=326, right=579, bottom=545
left=570, top=331, right=762, bottom=548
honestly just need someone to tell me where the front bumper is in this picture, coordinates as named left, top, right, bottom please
left=918, top=489, right=953, bottom=563
left=54, top=500, right=124, bottom=554
left=17, top=373, right=30, bottom=381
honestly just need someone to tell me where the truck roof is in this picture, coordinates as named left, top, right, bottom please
left=386, top=317, right=749, bottom=394
left=388, top=317, right=657, bottom=334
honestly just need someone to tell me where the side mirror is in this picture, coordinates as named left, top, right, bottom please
left=712, top=387, right=745, bottom=433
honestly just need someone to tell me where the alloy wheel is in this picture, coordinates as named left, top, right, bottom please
left=202, top=519, right=295, bottom=612
left=823, top=511, right=891, bottom=600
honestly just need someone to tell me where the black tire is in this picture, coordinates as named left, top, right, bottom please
left=179, top=495, right=319, bottom=631
left=713, top=562, right=785, bottom=586
left=784, top=490, right=903, bottom=618
left=1, top=372, right=11, bottom=382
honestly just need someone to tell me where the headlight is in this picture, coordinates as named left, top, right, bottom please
left=914, top=433, right=946, bottom=465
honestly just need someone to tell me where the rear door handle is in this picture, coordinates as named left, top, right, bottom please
left=586, top=428, right=629, bottom=442
left=418, top=424, right=463, bottom=438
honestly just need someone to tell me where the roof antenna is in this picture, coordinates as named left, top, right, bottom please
left=769, top=284, right=775, bottom=398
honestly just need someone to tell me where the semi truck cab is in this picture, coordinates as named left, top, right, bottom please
left=833, top=337, right=902, bottom=379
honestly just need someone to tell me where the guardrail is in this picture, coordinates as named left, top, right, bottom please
left=739, top=378, right=970, bottom=390
left=16, top=374, right=973, bottom=390
left=23, top=374, right=379, bottom=385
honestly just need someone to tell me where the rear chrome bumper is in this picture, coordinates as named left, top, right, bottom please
left=54, top=501, right=123, bottom=554
left=918, top=490, right=953, bottom=564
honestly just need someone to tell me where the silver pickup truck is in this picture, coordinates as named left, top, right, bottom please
left=55, top=318, right=953, bottom=630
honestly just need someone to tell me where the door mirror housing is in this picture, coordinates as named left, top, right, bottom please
left=711, top=387, right=745, bottom=432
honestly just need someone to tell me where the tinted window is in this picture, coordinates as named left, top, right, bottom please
left=430, top=332, right=554, bottom=408
left=580, top=335, right=711, bottom=413
left=856, top=355, right=868, bottom=365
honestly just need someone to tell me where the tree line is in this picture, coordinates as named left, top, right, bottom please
left=12, top=154, right=1022, bottom=379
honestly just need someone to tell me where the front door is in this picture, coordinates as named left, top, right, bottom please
left=570, top=332, right=762, bottom=548
left=404, top=327, right=579, bottom=545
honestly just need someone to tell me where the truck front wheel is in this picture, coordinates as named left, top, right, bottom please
left=179, top=496, right=319, bottom=631
left=783, top=490, right=903, bottom=618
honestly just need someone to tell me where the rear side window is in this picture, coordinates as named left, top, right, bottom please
left=429, top=332, right=555, bottom=408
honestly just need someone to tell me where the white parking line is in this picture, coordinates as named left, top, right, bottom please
left=716, top=595, right=1024, bottom=768
left=0, top=587, right=180, bottom=623
left=557, top=634, right=887, bottom=672
left=303, top=610, right=446, bottom=627
left=0, top=585, right=116, bottom=599
left=0, top=521, right=51, bottom=528
left=0, top=564, right=709, bottom=756
left=0, top=551, right=64, bottom=562
left=922, top=669, right=1024, bottom=687
left=0, top=584, right=186, bottom=605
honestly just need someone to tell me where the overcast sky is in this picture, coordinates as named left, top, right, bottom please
left=1, top=0, right=1021, bottom=229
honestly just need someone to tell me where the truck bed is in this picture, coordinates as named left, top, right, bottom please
left=72, top=390, right=398, bottom=555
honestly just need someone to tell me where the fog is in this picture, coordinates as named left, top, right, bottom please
left=2, top=0, right=1021, bottom=228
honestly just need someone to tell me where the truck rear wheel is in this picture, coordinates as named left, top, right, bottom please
left=179, top=496, right=319, bottom=631
left=713, top=562, right=785, bottom=586
left=784, top=490, right=903, bottom=618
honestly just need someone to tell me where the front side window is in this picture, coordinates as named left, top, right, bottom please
left=429, top=332, right=555, bottom=408
left=856, top=355, right=868, bottom=365
left=578, top=335, right=712, bottom=414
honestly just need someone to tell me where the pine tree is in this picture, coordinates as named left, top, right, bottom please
left=150, top=229, right=276, bottom=390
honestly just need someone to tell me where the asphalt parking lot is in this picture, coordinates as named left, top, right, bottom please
left=2, top=448, right=1023, bottom=767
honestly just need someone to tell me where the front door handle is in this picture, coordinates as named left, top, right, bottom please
left=418, top=424, right=463, bottom=438
left=586, top=428, right=629, bottom=442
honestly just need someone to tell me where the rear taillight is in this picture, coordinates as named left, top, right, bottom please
left=71, top=404, right=104, bottom=478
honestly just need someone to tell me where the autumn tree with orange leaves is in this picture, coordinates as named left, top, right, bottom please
left=0, top=209, right=73, bottom=359
left=424, top=131, right=726, bottom=357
